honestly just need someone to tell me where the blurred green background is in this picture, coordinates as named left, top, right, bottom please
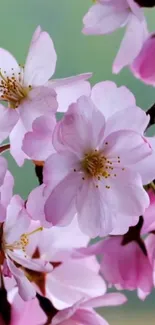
left=1, top=0, right=155, bottom=323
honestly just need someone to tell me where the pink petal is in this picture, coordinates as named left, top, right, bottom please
left=0, top=48, right=20, bottom=78
left=53, top=96, right=105, bottom=155
left=26, top=184, right=51, bottom=227
left=10, top=119, right=29, bottom=166
left=50, top=73, right=92, bottom=112
left=11, top=294, right=46, bottom=325
left=81, top=293, right=127, bottom=309
left=0, top=156, right=8, bottom=186
left=105, top=106, right=149, bottom=137
left=43, top=152, right=79, bottom=188
left=127, top=0, right=143, bottom=19
left=24, top=26, right=57, bottom=87
left=52, top=302, right=81, bottom=325
left=104, top=168, right=149, bottom=217
left=7, top=258, right=36, bottom=301
left=113, top=15, right=148, bottom=73
left=0, top=171, right=14, bottom=222
left=37, top=216, right=89, bottom=261
left=111, top=215, right=139, bottom=235
left=0, top=105, right=18, bottom=143
left=131, top=147, right=155, bottom=185
left=131, top=34, right=155, bottom=86
left=0, top=171, right=14, bottom=208
left=142, top=190, right=155, bottom=234
left=22, top=115, right=56, bottom=160
left=8, top=251, right=53, bottom=273
left=19, top=86, right=58, bottom=130
left=73, top=309, right=109, bottom=325
left=47, top=259, right=106, bottom=310
left=103, top=130, right=152, bottom=165
left=77, top=180, right=116, bottom=237
left=91, top=81, right=136, bottom=121
left=45, top=172, right=81, bottom=225
left=4, top=195, right=30, bottom=244
left=83, top=3, right=129, bottom=35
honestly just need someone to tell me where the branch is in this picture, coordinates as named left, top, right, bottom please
left=146, top=103, right=155, bottom=129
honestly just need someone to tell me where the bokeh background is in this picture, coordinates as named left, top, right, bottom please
left=1, top=0, right=155, bottom=323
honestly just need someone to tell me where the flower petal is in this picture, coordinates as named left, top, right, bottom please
left=0, top=105, right=18, bottom=143
left=7, top=258, right=36, bottom=301
left=8, top=251, right=53, bottom=273
left=77, top=180, right=116, bottom=237
left=113, top=15, right=148, bottom=73
left=45, top=172, right=81, bottom=226
left=81, top=293, right=127, bottom=309
left=83, top=3, right=129, bottom=35
left=105, top=168, right=149, bottom=217
left=0, top=156, right=8, bottom=186
left=10, top=119, right=29, bottom=166
left=24, top=27, right=57, bottom=86
left=43, top=152, right=79, bottom=188
left=50, top=73, right=92, bottom=112
left=91, top=81, right=136, bottom=121
left=4, top=195, right=30, bottom=244
left=53, top=96, right=105, bottom=155
left=103, top=130, right=152, bottom=165
left=19, top=86, right=58, bottom=130
left=0, top=48, right=20, bottom=78
left=105, top=106, right=149, bottom=137
left=46, top=259, right=106, bottom=310
left=131, top=34, right=155, bottom=86
left=26, top=184, right=52, bottom=227
left=22, top=115, right=56, bottom=160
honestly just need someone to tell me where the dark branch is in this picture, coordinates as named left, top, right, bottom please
left=36, top=293, right=58, bottom=325
left=0, top=274, right=11, bottom=325
left=35, top=165, right=43, bottom=185
left=146, top=103, right=155, bottom=129
left=122, top=216, right=147, bottom=256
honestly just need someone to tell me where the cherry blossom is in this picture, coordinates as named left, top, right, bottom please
left=82, top=0, right=148, bottom=73
left=39, top=93, right=153, bottom=237
left=0, top=194, right=53, bottom=301
left=22, top=217, right=106, bottom=310
left=0, top=26, right=92, bottom=166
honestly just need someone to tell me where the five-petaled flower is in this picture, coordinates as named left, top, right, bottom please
left=41, top=94, right=151, bottom=237
left=0, top=26, right=92, bottom=166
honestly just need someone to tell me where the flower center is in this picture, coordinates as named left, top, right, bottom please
left=4, top=227, right=43, bottom=253
left=80, top=149, right=124, bottom=189
left=0, top=68, right=32, bottom=108
left=81, top=150, right=108, bottom=178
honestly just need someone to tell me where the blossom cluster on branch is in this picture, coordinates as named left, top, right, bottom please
left=0, top=1, right=155, bottom=324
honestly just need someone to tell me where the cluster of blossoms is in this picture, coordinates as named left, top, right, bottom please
left=0, top=1, right=155, bottom=324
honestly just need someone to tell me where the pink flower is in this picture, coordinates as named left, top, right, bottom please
left=41, top=92, right=152, bottom=237
left=100, top=235, right=153, bottom=300
left=52, top=293, right=127, bottom=325
left=82, top=0, right=148, bottom=73
left=1, top=195, right=53, bottom=301
left=0, top=26, right=91, bottom=166
left=131, top=33, right=155, bottom=85
left=24, top=217, right=106, bottom=310
left=25, top=82, right=155, bottom=236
